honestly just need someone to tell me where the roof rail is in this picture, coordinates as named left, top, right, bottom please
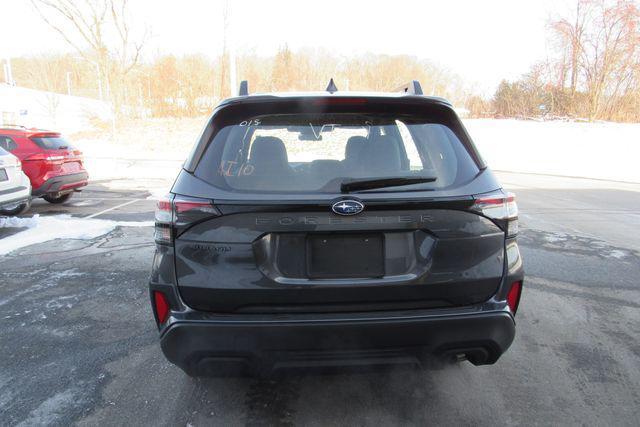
left=396, top=80, right=424, bottom=95
left=325, top=78, right=338, bottom=93
left=238, top=80, right=249, bottom=96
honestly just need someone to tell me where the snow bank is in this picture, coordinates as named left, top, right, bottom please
left=0, top=216, right=39, bottom=229
left=464, top=119, right=640, bottom=183
left=0, top=214, right=152, bottom=256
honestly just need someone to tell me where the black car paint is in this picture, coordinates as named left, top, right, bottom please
left=174, top=204, right=504, bottom=312
left=149, top=94, right=524, bottom=376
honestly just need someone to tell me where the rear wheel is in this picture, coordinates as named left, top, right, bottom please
left=0, top=201, right=31, bottom=216
left=43, top=192, right=73, bottom=204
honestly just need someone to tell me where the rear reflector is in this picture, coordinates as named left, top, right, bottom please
left=153, top=291, right=170, bottom=324
left=506, top=281, right=522, bottom=314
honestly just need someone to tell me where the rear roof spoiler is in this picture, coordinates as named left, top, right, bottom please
left=24, top=130, right=61, bottom=139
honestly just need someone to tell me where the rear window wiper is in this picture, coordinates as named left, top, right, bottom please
left=340, top=176, right=437, bottom=193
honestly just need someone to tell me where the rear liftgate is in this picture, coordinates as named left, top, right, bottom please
left=157, top=194, right=512, bottom=314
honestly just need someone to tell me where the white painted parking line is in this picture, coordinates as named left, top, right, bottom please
left=85, top=199, right=142, bottom=219
left=71, top=197, right=144, bottom=201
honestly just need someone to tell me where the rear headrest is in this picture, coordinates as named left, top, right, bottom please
left=249, top=136, right=289, bottom=170
left=345, top=136, right=367, bottom=160
left=362, top=136, right=402, bottom=174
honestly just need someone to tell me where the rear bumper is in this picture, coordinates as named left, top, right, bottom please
left=0, top=181, right=31, bottom=209
left=159, top=309, right=515, bottom=375
left=32, top=171, right=89, bottom=197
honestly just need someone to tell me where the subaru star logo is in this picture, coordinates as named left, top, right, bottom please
left=332, top=200, right=364, bottom=216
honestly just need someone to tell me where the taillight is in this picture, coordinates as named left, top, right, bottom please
left=173, top=195, right=219, bottom=226
left=506, top=281, right=523, bottom=314
left=154, top=195, right=173, bottom=244
left=153, top=291, right=170, bottom=324
left=154, top=194, right=219, bottom=244
left=471, top=190, right=518, bottom=237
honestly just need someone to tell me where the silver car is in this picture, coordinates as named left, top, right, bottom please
left=0, top=146, right=31, bottom=216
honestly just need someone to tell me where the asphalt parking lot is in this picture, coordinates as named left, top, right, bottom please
left=1, top=171, right=639, bottom=426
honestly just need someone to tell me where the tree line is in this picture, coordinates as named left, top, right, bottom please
left=489, top=0, right=640, bottom=122
left=8, top=48, right=471, bottom=118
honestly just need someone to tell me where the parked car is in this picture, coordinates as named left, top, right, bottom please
left=0, top=126, right=88, bottom=204
left=149, top=80, right=524, bottom=377
left=0, top=146, right=31, bottom=215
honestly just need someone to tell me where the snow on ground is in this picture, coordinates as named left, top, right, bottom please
left=0, top=216, right=39, bottom=229
left=0, top=215, right=152, bottom=256
left=72, top=116, right=203, bottom=180
left=464, top=119, right=640, bottom=183
left=70, top=117, right=203, bottom=195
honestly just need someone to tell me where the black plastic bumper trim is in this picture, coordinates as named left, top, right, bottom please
left=32, top=171, right=89, bottom=196
left=160, top=310, right=515, bottom=375
left=0, top=194, right=30, bottom=209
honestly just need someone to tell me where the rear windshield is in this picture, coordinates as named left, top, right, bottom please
left=30, top=136, right=73, bottom=150
left=195, top=113, right=479, bottom=193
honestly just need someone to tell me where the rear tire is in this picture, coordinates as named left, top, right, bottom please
left=0, top=201, right=31, bottom=216
left=43, top=193, right=73, bottom=204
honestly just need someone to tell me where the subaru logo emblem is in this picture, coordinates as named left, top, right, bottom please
left=332, top=200, right=364, bottom=216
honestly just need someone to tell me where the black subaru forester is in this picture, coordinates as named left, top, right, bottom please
left=149, top=80, right=524, bottom=377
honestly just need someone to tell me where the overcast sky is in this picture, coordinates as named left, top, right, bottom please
left=2, top=0, right=571, bottom=94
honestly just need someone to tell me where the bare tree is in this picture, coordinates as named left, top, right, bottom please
left=550, top=1, right=592, bottom=96
left=581, top=0, right=640, bottom=119
left=549, top=0, right=640, bottom=120
left=31, top=0, right=147, bottom=123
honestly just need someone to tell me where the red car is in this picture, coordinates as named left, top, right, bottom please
left=0, top=126, right=89, bottom=203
